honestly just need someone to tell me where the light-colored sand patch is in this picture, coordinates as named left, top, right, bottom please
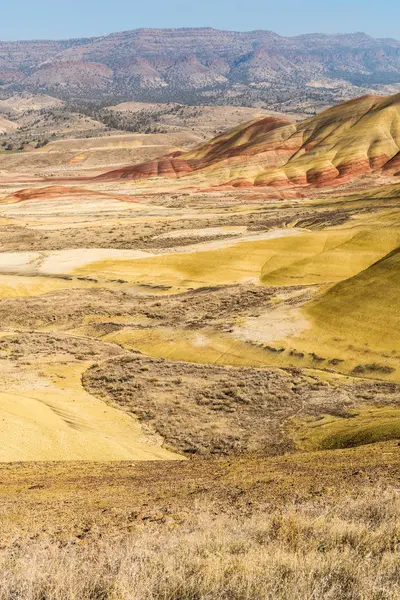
left=234, top=306, right=310, bottom=346
left=156, top=226, right=247, bottom=239
left=103, top=326, right=275, bottom=368
left=40, top=249, right=153, bottom=276
left=0, top=197, right=138, bottom=217
left=0, top=362, right=182, bottom=462
left=0, top=248, right=153, bottom=277
left=174, top=228, right=302, bottom=253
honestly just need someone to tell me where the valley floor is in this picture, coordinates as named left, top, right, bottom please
left=0, top=127, right=399, bottom=597
left=0, top=175, right=399, bottom=461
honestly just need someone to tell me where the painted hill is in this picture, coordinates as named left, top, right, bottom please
left=97, top=93, right=400, bottom=189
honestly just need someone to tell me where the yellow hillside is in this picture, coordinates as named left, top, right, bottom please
left=306, top=246, right=400, bottom=354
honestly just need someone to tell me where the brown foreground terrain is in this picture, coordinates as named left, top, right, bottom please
left=0, top=93, right=399, bottom=598
left=0, top=444, right=399, bottom=599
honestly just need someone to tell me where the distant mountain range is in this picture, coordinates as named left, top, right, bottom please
left=1, top=28, right=400, bottom=108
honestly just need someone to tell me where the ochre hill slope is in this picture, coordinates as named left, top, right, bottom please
left=306, top=246, right=400, bottom=354
left=97, top=93, right=400, bottom=188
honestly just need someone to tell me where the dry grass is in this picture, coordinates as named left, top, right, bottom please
left=1, top=488, right=399, bottom=600
left=0, top=443, right=399, bottom=598
left=84, top=354, right=400, bottom=455
left=0, top=285, right=275, bottom=331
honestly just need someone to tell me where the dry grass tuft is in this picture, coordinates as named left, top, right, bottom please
left=1, top=488, right=399, bottom=600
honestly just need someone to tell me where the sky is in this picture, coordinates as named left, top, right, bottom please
left=1, top=0, right=399, bottom=41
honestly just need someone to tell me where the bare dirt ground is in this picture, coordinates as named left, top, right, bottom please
left=0, top=441, right=398, bottom=544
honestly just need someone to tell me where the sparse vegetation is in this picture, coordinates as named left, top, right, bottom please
left=0, top=446, right=399, bottom=600
left=84, top=354, right=400, bottom=455
left=2, top=492, right=400, bottom=600
left=352, top=363, right=396, bottom=375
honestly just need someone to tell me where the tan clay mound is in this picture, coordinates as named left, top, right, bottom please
left=0, top=115, right=19, bottom=134
left=3, top=185, right=142, bottom=205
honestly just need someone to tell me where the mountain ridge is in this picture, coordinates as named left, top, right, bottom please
left=1, top=28, right=400, bottom=106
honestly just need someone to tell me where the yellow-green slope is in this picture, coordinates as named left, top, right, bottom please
left=307, top=246, right=400, bottom=354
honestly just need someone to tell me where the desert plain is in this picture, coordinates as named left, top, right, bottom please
left=0, top=92, right=399, bottom=598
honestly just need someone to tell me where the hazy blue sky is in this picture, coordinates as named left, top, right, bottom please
left=1, top=0, right=399, bottom=41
